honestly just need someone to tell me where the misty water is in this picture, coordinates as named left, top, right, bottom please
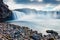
left=7, top=11, right=60, bottom=34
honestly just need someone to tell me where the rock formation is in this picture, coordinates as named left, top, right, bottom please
left=0, top=23, right=59, bottom=40
left=0, top=0, right=13, bottom=22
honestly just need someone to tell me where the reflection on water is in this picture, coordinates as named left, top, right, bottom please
left=7, top=11, right=60, bottom=34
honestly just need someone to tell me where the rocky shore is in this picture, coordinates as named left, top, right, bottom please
left=0, top=23, right=60, bottom=40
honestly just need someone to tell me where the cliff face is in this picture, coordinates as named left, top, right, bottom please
left=0, top=0, right=13, bottom=22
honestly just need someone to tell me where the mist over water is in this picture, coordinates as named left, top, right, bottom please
left=8, top=11, right=60, bottom=34
left=12, top=11, right=59, bottom=20
left=3, top=0, right=60, bottom=35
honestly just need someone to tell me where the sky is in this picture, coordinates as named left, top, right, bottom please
left=4, top=0, right=60, bottom=11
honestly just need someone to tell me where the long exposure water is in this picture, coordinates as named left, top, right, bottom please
left=7, top=11, right=60, bottom=34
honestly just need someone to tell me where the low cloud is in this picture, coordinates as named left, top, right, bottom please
left=4, top=0, right=60, bottom=11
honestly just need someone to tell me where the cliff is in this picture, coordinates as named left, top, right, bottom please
left=0, top=0, right=13, bottom=22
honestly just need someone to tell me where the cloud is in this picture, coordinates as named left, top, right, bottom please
left=42, top=4, right=55, bottom=11
left=4, top=0, right=44, bottom=10
left=56, top=0, right=60, bottom=1
left=38, top=0, right=43, bottom=2
left=43, top=0, right=60, bottom=4
left=14, top=0, right=43, bottom=4
left=4, top=0, right=60, bottom=11
left=53, top=5, right=60, bottom=11
left=8, top=4, right=45, bottom=10
left=14, top=0, right=60, bottom=4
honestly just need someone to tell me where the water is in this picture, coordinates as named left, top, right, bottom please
left=7, top=11, right=60, bottom=34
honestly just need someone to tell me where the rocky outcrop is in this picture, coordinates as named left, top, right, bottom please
left=0, top=0, right=13, bottom=22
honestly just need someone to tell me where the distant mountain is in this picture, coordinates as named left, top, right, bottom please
left=14, top=8, right=60, bottom=19
left=14, top=8, right=37, bottom=14
left=14, top=8, right=60, bottom=14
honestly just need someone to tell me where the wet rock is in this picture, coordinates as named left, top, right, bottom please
left=0, top=23, right=59, bottom=40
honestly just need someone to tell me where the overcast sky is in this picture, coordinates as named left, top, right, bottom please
left=4, top=0, right=60, bottom=11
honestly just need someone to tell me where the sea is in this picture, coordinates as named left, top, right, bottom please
left=6, top=10, right=60, bottom=35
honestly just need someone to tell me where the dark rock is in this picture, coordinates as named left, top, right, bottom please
left=0, top=0, right=13, bottom=22
left=46, top=30, right=58, bottom=36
